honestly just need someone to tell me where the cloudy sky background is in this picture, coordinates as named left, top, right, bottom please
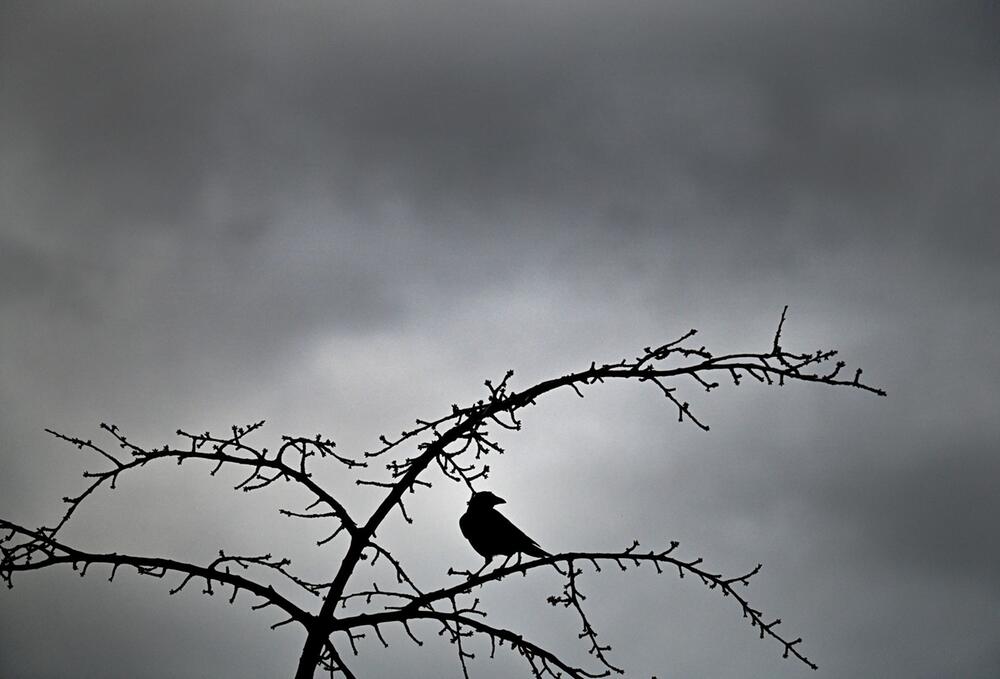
left=2, top=1, right=998, bottom=677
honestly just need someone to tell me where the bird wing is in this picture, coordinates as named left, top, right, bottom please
left=484, top=508, right=548, bottom=557
left=460, top=510, right=493, bottom=558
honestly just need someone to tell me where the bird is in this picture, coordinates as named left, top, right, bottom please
left=460, top=491, right=549, bottom=574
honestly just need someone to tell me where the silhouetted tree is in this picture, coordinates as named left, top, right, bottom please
left=1, top=309, right=884, bottom=678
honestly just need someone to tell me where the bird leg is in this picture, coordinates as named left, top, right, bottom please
left=473, top=556, right=493, bottom=577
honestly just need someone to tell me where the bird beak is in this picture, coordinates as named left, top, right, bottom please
left=495, top=497, right=506, bottom=505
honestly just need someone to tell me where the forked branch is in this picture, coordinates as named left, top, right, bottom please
left=1, top=309, right=882, bottom=677
left=331, top=540, right=816, bottom=676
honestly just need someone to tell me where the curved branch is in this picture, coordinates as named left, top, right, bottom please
left=43, top=424, right=358, bottom=540
left=400, top=543, right=817, bottom=671
left=332, top=610, right=605, bottom=679
left=0, top=520, right=310, bottom=626
left=8, top=309, right=879, bottom=677
left=315, top=310, right=884, bottom=635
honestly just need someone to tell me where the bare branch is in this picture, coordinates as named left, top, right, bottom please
left=332, top=610, right=606, bottom=679
left=316, top=309, right=882, bottom=631
left=40, top=423, right=359, bottom=544
left=0, top=520, right=309, bottom=626
left=412, top=543, right=817, bottom=671
left=5, top=309, right=881, bottom=677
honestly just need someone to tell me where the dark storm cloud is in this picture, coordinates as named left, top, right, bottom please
left=2, top=1, right=999, bottom=678
left=812, top=437, right=1000, bottom=581
left=0, top=234, right=56, bottom=298
left=2, top=4, right=238, bottom=228
left=4, top=0, right=997, bottom=292
left=674, top=403, right=1000, bottom=582
left=7, top=1, right=996, bottom=233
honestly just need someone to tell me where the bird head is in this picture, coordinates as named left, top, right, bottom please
left=468, top=491, right=506, bottom=508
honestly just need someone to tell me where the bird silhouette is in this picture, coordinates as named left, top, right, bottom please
left=460, top=491, right=549, bottom=574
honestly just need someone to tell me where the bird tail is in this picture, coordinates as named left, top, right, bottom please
left=525, top=543, right=550, bottom=558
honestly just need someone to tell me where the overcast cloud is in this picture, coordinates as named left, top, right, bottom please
left=2, top=2, right=999, bottom=677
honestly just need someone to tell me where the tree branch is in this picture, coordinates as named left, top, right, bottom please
left=0, top=520, right=310, bottom=626
left=5, top=309, right=881, bottom=677
left=397, top=542, right=817, bottom=671
left=331, top=609, right=605, bottom=679
left=42, top=423, right=358, bottom=542
left=319, top=309, right=883, bottom=625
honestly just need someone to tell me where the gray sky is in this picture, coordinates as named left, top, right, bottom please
left=1, top=2, right=998, bottom=677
